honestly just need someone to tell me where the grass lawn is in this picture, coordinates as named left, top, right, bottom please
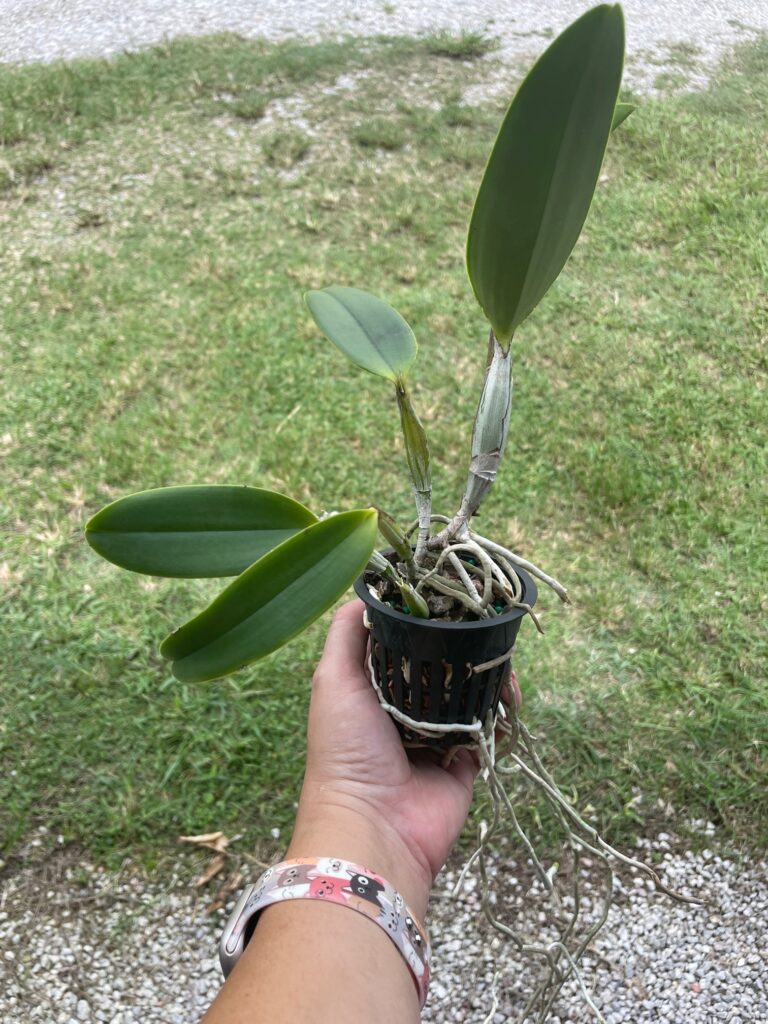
left=1, top=30, right=766, bottom=866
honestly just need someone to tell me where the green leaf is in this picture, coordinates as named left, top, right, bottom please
left=305, top=286, right=417, bottom=382
left=466, top=4, right=625, bottom=344
left=376, top=509, right=415, bottom=565
left=160, top=509, right=378, bottom=681
left=85, top=486, right=317, bottom=578
left=367, top=549, right=428, bottom=618
left=611, top=101, right=635, bottom=130
left=395, top=382, right=431, bottom=495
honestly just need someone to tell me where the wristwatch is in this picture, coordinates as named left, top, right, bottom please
left=219, top=882, right=262, bottom=977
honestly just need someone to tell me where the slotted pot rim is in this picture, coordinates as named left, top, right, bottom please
left=353, top=559, right=537, bottom=629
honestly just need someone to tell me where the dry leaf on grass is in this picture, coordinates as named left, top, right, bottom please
left=205, top=870, right=245, bottom=914
left=195, top=853, right=227, bottom=887
left=179, top=831, right=240, bottom=890
left=178, top=831, right=231, bottom=853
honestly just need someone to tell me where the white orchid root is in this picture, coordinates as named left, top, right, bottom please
left=374, top=514, right=565, bottom=629
left=363, top=632, right=704, bottom=1022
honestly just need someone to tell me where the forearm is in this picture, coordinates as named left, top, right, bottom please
left=202, top=800, right=431, bottom=1024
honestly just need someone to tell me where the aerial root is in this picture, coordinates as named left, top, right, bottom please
left=363, top=644, right=704, bottom=1022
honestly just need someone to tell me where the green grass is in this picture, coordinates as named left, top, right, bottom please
left=1, top=31, right=766, bottom=865
left=421, top=30, right=498, bottom=61
left=352, top=117, right=407, bottom=150
left=230, top=91, right=269, bottom=122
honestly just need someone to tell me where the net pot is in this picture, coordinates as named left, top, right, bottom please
left=353, top=561, right=537, bottom=750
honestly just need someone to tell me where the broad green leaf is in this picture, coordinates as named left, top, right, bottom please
left=160, top=509, right=378, bottom=681
left=611, top=101, right=635, bottom=130
left=85, top=486, right=317, bottom=578
left=305, top=286, right=417, bottom=382
left=466, top=4, right=625, bottom=344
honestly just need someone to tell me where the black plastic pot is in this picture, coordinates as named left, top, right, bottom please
left=353, top=560, right=537, bottom=750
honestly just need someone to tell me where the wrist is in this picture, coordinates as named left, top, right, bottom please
left=288, top=786, right=432, bottom=920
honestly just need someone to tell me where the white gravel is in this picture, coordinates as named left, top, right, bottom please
left=2, top=1, right=768, bottom=95
left=2, top=828, right=766, bottom=1023
left=425, top=833, right=768, bottom=1023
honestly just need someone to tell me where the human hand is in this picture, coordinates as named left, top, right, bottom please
left=287, top=600, right=518, bottom=917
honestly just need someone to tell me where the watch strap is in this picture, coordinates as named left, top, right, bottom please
left=219, top=856, right=431, bottom=1007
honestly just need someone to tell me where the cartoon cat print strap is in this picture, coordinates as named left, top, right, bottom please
left=219, top=856, right=431, bottom=1007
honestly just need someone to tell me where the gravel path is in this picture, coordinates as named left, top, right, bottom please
left=2, top=0, right=768, bottom=95
left=2, top=829, right=766, bottom=1023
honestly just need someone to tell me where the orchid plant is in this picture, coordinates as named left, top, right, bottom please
left=86, top=4, right=631, bottom=685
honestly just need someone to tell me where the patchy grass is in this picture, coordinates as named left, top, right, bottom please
left=422, top=29, right=499, bottom=61
left=1, top=31, right=766, bottom=865
left=352, top=117, right=407, bottom=150
left=261, top=128, right=313, bottom=167
left=230, top=91, right=269, bottom=122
